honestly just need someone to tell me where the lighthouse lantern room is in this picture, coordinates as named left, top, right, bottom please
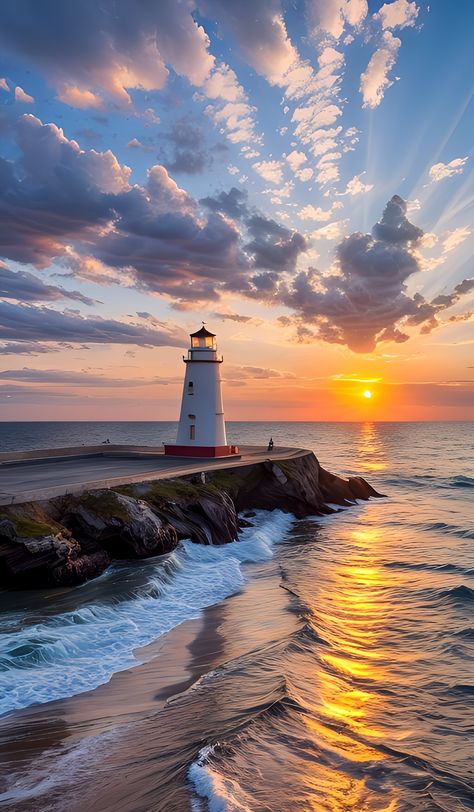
left=164, top=326, right=238, bottom=458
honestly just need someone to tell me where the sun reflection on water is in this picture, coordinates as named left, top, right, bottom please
left=357, top=422, right=387, bottom=472
left=300, top=521, right=402, bottom=809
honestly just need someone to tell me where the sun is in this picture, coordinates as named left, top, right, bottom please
left=363, top=389, right=373, bottom=399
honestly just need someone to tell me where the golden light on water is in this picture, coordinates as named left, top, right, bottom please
left=300, top=520, right=402, bottom=810
left=357, top=422, right=387, bottom=472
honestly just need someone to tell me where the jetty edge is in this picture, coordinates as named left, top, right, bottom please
left=0, top=447, right=382, bottom=589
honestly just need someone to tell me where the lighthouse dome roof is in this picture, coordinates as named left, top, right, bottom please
left=190, top=326, right=216, bottom=338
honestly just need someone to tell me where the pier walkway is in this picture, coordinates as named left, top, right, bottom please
left=0, top=445, right=307, bottom=505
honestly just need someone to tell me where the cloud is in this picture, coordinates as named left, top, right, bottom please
left=298, top=205, right=334, bottom=221
left=360, top=30, right=401, bottom=108
left=318, top=46, right=345, bottom=69
left=374, top=0, right=419, bottom=30
left=0, top=342, right=65, bottom=356
left=226, top=364, right=296, bottom=380
left=0, top=302, right=188, bottom=348
left=15, top=85, right=35, bottom=103
left=57, top=85, right=103, bottom=109
left=160, top=117, right=213, bottom=175
left=296, top=167, right=313, bottom=182
left=0, top=78, right=9, bottom=92
left=340, top=172, right=374, bottom=195
left=280, top=196, right=474, bottom=351
left=206, top=98, right=258, bottom=145
left=428, top=157, right=468, bottom=182
left=405, top=273, right=474, bottom=335
left=0, top=114, right=131, bottom=266
left=0, top=0, right=214, bottom=105
left=310, top=220, right=344, bottom=240
left=127, top=138, right=145, bottom=149
left=0, top=118, right=290, bottom=302
left=245, top=215, right=307, bottom=273
left=58, top=254, right=135, bottom=288
left=200, top=187, right=249, bottom=219
left=199, top=0, right=297, bottom=80
left=203, top=63, right=246, bottom=102
left=430, top=278, right=474, bottom=310
left=211, top=311, right=254, bottom=323
left=0, top=368, right=172, bottom=387
left=316, top=149, right=342, bottom=181
left=252, top=160, right=284, bottom=184
left=0, top=265, right=97, bottom=305
left=286, top=150, right=307, bottom=172
left=241, top=146, right=260, bottom=160
left=307, top=0, right=368, bottom=40
left=441, top=226, right=471, bottom=255
left=280, top=195, right=429, bottom=351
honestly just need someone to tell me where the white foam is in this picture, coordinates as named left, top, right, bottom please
left=188, top=745, right=254, bottom=812
left=0, top=510, right=294, bottom=716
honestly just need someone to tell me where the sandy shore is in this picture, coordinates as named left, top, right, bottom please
left=0, top=555, right=297, bottom=811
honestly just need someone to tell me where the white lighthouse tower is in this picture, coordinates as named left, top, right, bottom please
left=164, top=325, right=237, bottom=458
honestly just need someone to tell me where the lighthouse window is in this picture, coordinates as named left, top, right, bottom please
left=188, top=381, right=194, bottom=395
left=189, top=425, right=195, bottom=440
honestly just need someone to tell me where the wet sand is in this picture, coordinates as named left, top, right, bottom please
left=0, top=556, right=297, bottom=811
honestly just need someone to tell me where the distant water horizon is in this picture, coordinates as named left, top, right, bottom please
left=1, top=419, right=473, bottom=479
left=1, top=419, right=472, bottom=454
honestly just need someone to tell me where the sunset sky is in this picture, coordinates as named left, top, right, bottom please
left=0, top=0, right=472, bottom=421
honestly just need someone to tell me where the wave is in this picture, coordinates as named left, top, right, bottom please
left=450, top=475, right=474, bottom=488
left=383, top=560, right=473, bottom=575
left=188, top=676, right=304, bottom=812
left=439, top=584, right=474, bottom=605
left=415, top=521, right=474, bottom=540
left=0, top=510, right=295, bottom=716
left=453, top=627, right=474, bottom=640
left=189, top=744, right=254, bottom=812
left=382, top=474, right=474, bottom=491
left=447, top=684, right=474, bottom=696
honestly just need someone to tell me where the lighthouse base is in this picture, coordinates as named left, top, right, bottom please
left=164, top=444, right=239, bottom=458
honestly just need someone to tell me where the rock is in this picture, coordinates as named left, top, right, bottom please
left=144, top=484, right=239, bottom=546
left=64, top=490, right=178, bottom=558
left=0, top=519, right=16, bottom=543
left=270, top=463, right=288, bottom=485
left=318, top=467, right=384, bottom=505
left=210, top=453, right=330, bottom=518
left=209, top=452, right=383, bottom=517
left=52, top=550, right=110, bottom=586
left=0, top=525, right=110, bottom=589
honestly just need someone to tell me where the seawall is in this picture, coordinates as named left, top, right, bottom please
left=0, top=448, right=382, bottom=589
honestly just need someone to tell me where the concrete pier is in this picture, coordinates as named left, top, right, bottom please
left=0, top=445, right=307, bottom=506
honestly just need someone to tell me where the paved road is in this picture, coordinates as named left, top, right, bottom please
left=0, top=447, right=305, bottom=505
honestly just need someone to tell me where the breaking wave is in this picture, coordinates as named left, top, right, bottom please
left=0, top=510, right=294, bottom=716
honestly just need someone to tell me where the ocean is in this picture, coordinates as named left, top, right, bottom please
left=0, top=421, right=473, bottom=811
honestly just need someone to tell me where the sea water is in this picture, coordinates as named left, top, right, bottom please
left=0, top=421, right=473, bottom=811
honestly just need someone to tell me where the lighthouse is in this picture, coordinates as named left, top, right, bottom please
left=164, top=325, right=237, bottom=458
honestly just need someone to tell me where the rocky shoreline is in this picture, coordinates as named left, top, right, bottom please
left=0, top=452, right=382, bottom=589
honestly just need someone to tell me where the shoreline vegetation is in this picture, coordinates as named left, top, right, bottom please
left=0, top=451, right=382, bottom=590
